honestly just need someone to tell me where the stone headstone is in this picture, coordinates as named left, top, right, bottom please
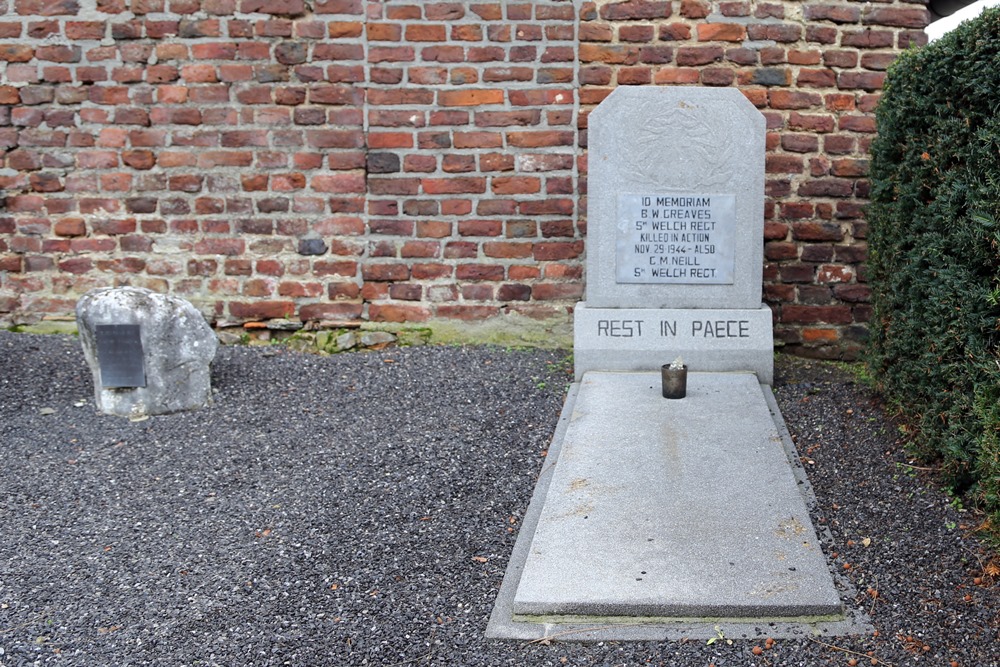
left=576, top=86, right=773, bottom=383
left=76, top=287, right=218, bottom=417
left=492, top=87, right=842, bottom=641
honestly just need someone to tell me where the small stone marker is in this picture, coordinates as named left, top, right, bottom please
left=76, top=287, right=218, bottom=418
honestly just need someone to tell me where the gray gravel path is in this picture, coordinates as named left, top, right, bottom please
left=1, top=331, right=997, bottom=666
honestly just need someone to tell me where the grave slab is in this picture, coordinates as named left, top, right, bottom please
left=511, top=371, right=842, bottom=620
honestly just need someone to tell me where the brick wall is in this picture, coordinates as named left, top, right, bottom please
left=0, top=0, right=930, bottom=357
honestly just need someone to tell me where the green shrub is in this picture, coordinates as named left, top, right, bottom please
left=868, top=7, right=1000, bottom=515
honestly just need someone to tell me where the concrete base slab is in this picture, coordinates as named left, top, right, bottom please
left=488, top=372, right=869, bottom=641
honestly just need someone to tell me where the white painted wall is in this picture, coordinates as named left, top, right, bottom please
left=926, top=0, right=1000, bottom=41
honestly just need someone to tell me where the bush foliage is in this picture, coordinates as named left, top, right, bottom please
left=868, top=8, right=1000, bottom=515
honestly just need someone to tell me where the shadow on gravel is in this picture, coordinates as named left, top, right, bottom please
left=0, top=331, right=996, bottom=666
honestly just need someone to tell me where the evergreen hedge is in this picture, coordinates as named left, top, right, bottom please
left=868, top=7, right=1000, bottom=518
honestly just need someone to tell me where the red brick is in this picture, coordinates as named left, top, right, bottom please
left=780, top=305, right=852, bottom=324
left=299, top=299, right=363, bottom=322
left=480, top=153, right=515, bottom=171
left=697, top=23, right=746, bottom=41
left=801, top=327, right=840, bottom=344
left=421, top=45, right=466, bottom=62
left=438, top=89, right=504, bottom=107
left=507, top=131, right=574, bottom=148
left=365, top=301, right=429, bottom=322
left=860, top=52, right=896, bottom=71
left=863, top=6, right=929, bottom=29
left=676, top=45, right=724, bottom=66
left=701, top=68, right=734, bottom=86
left=412, top=262, right=454, bottom=280
left=367, top=22, right=401, bottom=41
left=817, top=264, right=854, bottom=284
left=311, top=259, right=357, bottom=278
left=797, top=68, right=836, bottom=88
left=766, top=154, right=804, bottom=174
left=456, top=264, right=504, bottom=281
left=498, top=283, right=531, bottom=301
left=452, top=24, right=483, bottom=41
left=580, top=43, right=640, bottom=65
left=786, top=49, right=821, bottom=66
left=459, top=219, right=502, bottom=236
left=841, top=29, right=893, bottom=48
left=531, top=283, right=584, bottom=300
left=769, top=90, right=821, bottom=109
left=421, top=177, right=486, bottom=195
left=363, top=263, right=410, bottom=281
left=838, top=71, right=885, bottom=91
left=406, top=24, right=447, bottom=41
left=421, top=2, right=464, bottom=19
left=765, top=241, right=798, bottom=261
left=839, top=114, right=877, bottom=133
left=484, top=241, right=532, bottom=259
left=791, top=221, right=845, bottom=242
left=475, top=109, right=541, bottom=127
left=779, top=202, right=815, bottom=220
left=654, top=68, right=701, bottom=84
left=462, top=284, right=494, bottom=300
left=385, top=4, right=423, bottom=21
left=788, top=112, right=836, bottom=133
left=229, top=300, right=295, bottom=320
left=533, top=241, right=583, bottom=261
left=833, top=284, right=871, bottom=302
left=803, top=4, right=860, bottom=23
left=600, top=0, right=670, bottom=19
left=491, top=176, right=541, bottom=195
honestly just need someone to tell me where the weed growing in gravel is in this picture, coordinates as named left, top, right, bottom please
left=831, top=360, right=876, bottom=387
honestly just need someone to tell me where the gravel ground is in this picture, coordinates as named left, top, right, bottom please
left=0, top=330, right=997, bottom=666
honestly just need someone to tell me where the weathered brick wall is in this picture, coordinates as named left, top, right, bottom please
left=0, top=0, right=581, bottom=342
left=0, top=0, right=930, bottom=356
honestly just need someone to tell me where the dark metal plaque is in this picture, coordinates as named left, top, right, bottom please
left=95, top=324, right=146, bottom=388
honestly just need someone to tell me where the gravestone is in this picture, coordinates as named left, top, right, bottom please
left=76, top=287, right=218, bottom=418
left=489, top=87, right=846, bottom=640
left=576, top=86, right=773, bottom=383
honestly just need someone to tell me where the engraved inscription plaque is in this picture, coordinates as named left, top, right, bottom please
left=616, top=193, right=736, bottom=285
left=95, top=324, right=146, bottom=388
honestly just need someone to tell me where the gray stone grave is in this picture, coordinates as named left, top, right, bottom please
left=76, top=287, right=218, bottom=418
left=488, top=87, right=854, bottom=641
left=576, top=86, right=773, bottom=383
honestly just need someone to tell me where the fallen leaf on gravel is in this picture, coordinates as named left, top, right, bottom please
left=862, top=537, right=872, bottom=547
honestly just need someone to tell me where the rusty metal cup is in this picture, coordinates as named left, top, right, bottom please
left=661, top=364, right=687, bottom=399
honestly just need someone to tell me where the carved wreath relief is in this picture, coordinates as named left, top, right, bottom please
left=621, top=99, right=736, bottom=192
